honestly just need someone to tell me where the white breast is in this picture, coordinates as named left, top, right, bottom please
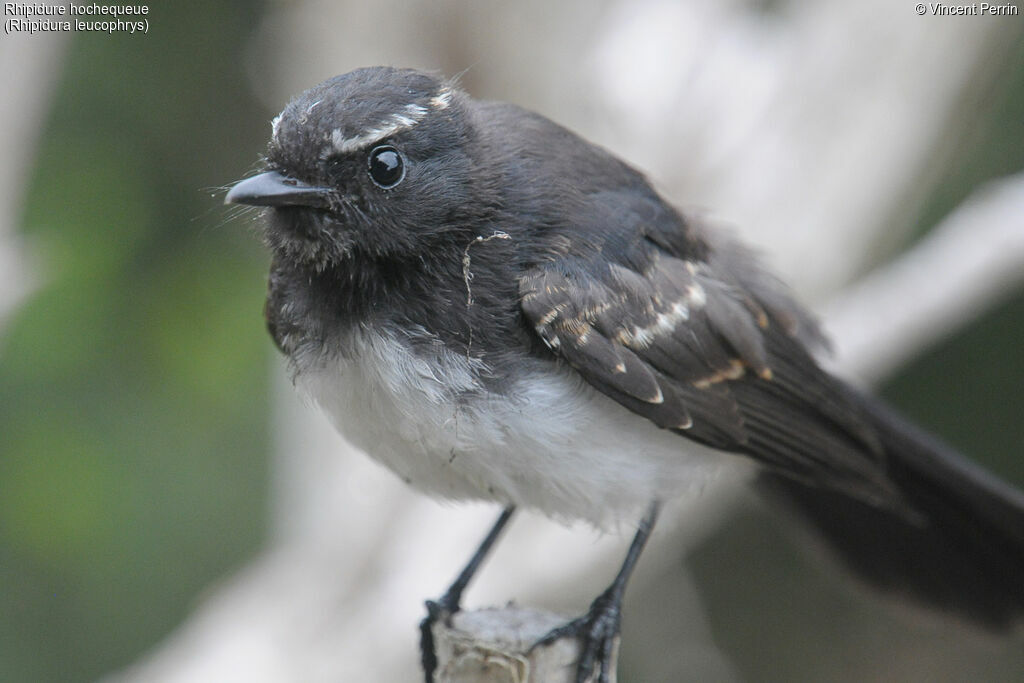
left=296, top=326, right=746, bottom=526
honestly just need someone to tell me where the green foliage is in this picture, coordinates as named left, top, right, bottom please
left=0, top=2, right=272, bottom=681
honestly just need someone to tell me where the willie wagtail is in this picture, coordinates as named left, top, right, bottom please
left=226, top=66, right=1024, bottom=682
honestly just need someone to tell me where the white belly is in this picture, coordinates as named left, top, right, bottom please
left=296, top=326, right=746, bottom=526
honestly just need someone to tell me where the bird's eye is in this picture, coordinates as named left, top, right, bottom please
left=367, top=145, right=405, bottom=188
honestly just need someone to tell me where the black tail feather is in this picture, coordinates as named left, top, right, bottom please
left=759, top=386, right=1024, bottom=631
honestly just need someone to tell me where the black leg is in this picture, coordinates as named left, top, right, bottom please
left=420, top=506, right=516, bottom=682
left=533, top=501, right=661, bottom=683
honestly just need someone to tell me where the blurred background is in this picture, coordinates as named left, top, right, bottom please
left=1, top=1, right=1022, bottom=681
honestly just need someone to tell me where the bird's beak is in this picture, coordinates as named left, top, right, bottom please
left=225, top=171, right=333, bottom=209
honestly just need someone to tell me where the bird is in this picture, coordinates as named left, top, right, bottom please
left=226, top=66, right=1024, bottom=682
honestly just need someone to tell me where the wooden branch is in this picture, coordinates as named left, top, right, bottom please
left=822, top=173, right=1024, bottom=382
left=429, top=606, right=590, bottom=683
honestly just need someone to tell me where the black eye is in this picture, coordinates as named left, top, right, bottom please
left=367, top=145, right=405, bottom=188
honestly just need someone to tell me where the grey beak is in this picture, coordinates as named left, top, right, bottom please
left=225, top=171, right=333, bottom=208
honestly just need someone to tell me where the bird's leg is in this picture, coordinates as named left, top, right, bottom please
left=419, top=506, right=516, bottom=682
left=532, top=501, right=661, bottom=683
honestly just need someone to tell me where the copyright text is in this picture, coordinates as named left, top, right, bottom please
left=915, top=2, right=1019, bottom=14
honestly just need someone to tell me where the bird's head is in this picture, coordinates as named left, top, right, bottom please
left=227, top=67, right=488, bottom=271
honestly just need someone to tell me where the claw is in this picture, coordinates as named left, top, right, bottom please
left=532, top=585, right=623, bottom=682
left=419, top=598, right=451, bottom=682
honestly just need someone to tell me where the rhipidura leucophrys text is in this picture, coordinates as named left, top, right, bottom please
left=226, top=66, right=1024, bottom=682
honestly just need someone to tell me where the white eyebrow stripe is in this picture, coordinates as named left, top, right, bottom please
left=330, top=102, right=430, bottom=154
left=270, top=114, right=282, bottom=141
left=430, top=87, right=453, bottom=110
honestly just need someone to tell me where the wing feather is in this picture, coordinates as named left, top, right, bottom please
left=519, top=200, right=898, bottom=506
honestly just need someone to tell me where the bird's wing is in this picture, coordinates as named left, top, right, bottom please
left=518, top=191, right=897, bottom=506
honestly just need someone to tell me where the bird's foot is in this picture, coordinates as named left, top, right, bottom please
left=531, top=585, right=623, bottom=683
left=419, top=591, right=460, bottom=682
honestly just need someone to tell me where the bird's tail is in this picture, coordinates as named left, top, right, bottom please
left=758, top=385, right=1024, bottom=630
